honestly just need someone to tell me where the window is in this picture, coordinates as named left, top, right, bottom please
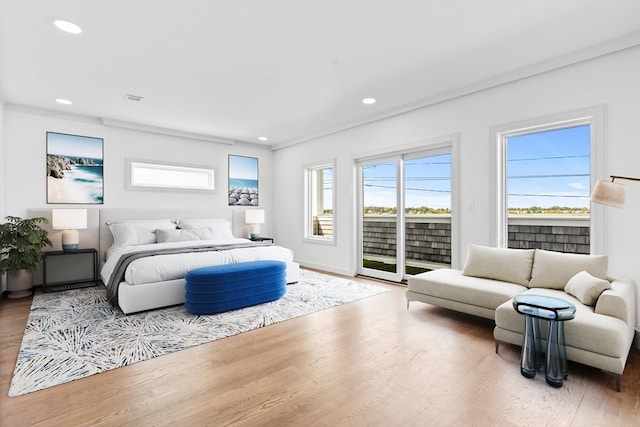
left=304, top=160, right=335, bottom=244
left=493, top=108, right=604, bottom=254
left=127, top=159, right=216, bottom=192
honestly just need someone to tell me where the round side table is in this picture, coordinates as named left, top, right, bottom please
left=512, top=294, right=576, bottom=388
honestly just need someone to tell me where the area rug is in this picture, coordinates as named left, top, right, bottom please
left=9, top=270, right=388, bottom=397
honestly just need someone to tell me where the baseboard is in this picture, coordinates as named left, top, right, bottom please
left=296, top=261, right=355, bottom=278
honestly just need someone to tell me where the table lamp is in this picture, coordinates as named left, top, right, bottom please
left=245, top=209, right=265, bottom=240
left=52, top=209, right=87, bottom=252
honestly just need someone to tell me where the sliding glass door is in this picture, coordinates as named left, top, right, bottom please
left=360, top=159, right=399, bottom=279
left=358, top=150, right=452, bottom=282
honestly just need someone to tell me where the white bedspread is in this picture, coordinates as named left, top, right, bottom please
left=101, top=239, right=295, bottom=286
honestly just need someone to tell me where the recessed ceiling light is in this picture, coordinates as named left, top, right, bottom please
left=55, top=98, right=73, bottom=105
left=362, top=97, right=376, bottom=105
left=53, top=19, right=82, bottom=34
left=258, top=136, right=269, bottom=141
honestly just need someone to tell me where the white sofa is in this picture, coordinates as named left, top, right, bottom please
left=407, top=244, right=638, bottom=391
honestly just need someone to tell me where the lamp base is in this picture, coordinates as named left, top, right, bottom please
left=62, top=243, right=79, bottom=252
left=250, top=223, right=261, bottom=240
left=61, top=229, right=80, bottom=252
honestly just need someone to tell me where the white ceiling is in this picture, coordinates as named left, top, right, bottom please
left=1, top=1, right=639, bottom=149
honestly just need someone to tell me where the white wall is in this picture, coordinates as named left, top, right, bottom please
left=273, top=47, right=640, bottom=324
left=2, top=109, right=273, bottom=218
left=0, top=98, right=5, bottom=219
left=2, top=46, right=639, bottom=326
left=0, top=98, right=5, bottom=292
left=0, top=108, right=274, bottom=293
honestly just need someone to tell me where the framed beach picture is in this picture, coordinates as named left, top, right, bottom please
left=228, top=155, right=258, bottom=206
left=46, top=131, right=104, bottom=204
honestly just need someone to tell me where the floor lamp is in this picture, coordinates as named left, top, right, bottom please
left=590, top=175, right=640, bottom=208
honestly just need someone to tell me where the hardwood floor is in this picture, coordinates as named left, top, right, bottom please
left=1, top=271, right=639, bottom=426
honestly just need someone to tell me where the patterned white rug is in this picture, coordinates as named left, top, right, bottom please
left=9, top=270, right=388, bottom=397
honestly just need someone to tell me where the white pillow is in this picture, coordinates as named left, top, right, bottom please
left=107, top=220, right=177, bottom=248
left=462, top=244, right=535, bottom=286
left=177, top=219, right=234, bottom=240
left=529, top=249, right=608, bottom=290
left=564, top=270, right=611, bottom=306
left=176, top=218, right=226, bottom=228
left=156, top=228, right=213, bottom=243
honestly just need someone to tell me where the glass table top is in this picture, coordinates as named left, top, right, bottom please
left=513, top=294, right=576, bottom=320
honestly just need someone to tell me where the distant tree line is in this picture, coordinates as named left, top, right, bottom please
left=508, top=206, right=590, bottom=215
left=358, top=206, right=589, bottom=215
left=363, top=206, right=451, bottom=215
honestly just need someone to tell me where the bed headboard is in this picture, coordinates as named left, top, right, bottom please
left=98, top=208, right=239, bottom=264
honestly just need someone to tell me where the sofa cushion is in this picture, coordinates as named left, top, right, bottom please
left=409, top=269, right=527, bottom=311
left=564, top=270, right=611, bottom=306
left=494, top=288, right=629, bottom=359
left=529, top=249, right=608, bottom=290
left=462, top=244, right=534, bottom=286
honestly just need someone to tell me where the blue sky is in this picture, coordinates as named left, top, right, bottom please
left=361, top=124, right=590, bottom=210
left=229, top=155, right=258, bottom=180
left=363, top=153, right=452, bottom=209
left=47, top=132, right=103, bottom=159
left=507, top=125, right=590, bottom=209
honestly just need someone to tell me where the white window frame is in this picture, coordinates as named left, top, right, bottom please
left=303, top=159, right=336, bottom=245
left=126, top=158, right=217, bottom=192
left=490, top=106, right=605, bottom=254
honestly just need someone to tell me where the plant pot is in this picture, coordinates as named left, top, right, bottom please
left=6, top=269, right=33, bottom=299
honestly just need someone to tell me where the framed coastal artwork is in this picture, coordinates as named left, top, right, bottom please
left=46, top=131, right=104, bottom=204
left=228, top=155, right=258, bottom=206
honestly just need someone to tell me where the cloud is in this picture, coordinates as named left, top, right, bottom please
left=568, top=182, right=586, bottom=190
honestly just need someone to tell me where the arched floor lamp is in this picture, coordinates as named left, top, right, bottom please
left=590, top=175, right=640, bottom=208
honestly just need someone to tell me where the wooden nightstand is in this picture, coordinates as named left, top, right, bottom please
left=42, top=248, right=99, bottom=292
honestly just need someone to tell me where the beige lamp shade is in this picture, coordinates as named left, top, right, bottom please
left=52, top=209, right=87, bottom=251
left=245, top=209, right=264, bottom=224
left=590, top=180, right=627, bottom=208
left=245, top=209, right=265, bottom=240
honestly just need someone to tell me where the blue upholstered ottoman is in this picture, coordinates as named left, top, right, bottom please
left=184, top=260, right=287, bottom=314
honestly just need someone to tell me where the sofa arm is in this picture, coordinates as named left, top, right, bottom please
left=595, top=277, right=638, bottom=327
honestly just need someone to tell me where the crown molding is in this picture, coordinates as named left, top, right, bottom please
left=4, top=103, right=103, bottom=124
left=3, top=103, right=238, bottom=145
left=100, top=118, right=236, bottom=145
left=271, top=33, right=640, bottom=151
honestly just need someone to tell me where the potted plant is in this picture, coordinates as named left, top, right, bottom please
left=0, top=216, right=52, bottom=298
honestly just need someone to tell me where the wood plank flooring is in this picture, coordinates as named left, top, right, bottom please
left=1, top=270, right=639, bottom=426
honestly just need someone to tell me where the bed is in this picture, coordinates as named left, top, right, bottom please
left=98, top=208, right=299, bottom=314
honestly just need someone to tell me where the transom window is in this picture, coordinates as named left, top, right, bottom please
left=127, top=159, right=216, bottom=192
